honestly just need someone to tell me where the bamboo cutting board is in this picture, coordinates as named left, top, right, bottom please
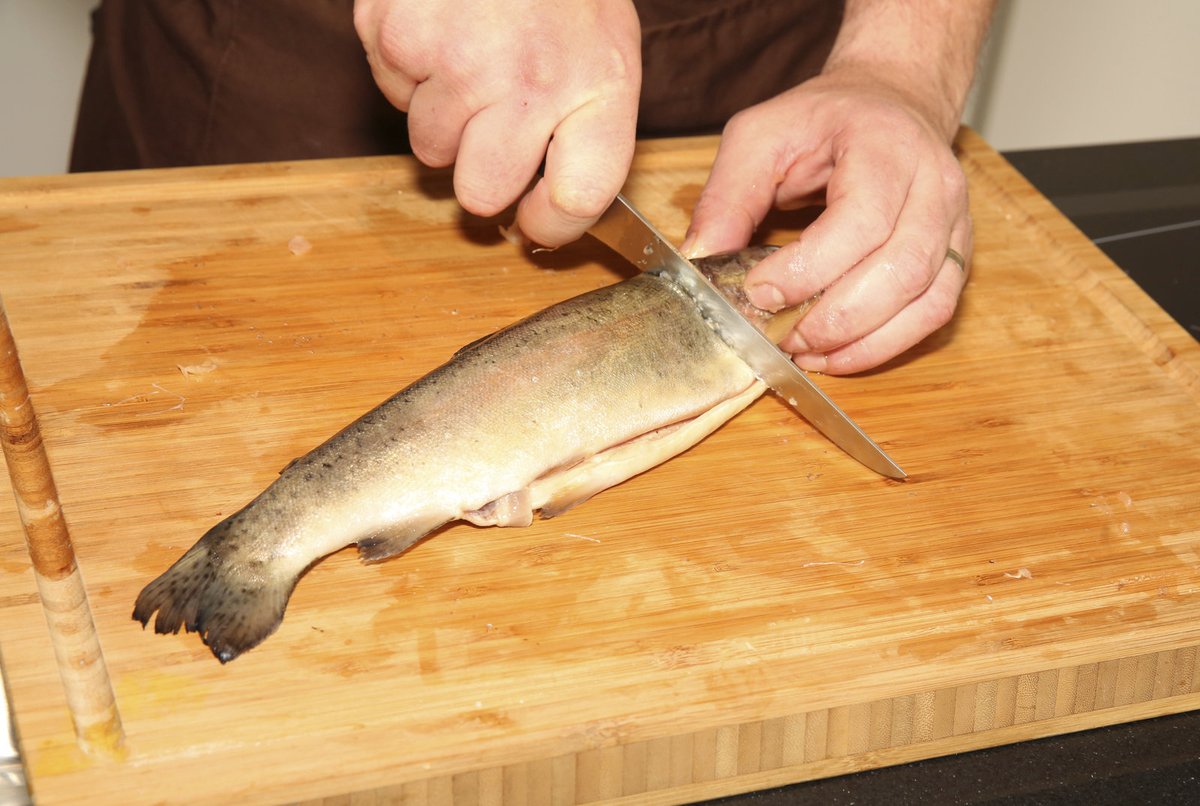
left=0, top=130, right=1198, bottom=805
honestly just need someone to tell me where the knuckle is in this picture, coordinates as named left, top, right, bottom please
left=351, top=1, right=377, bottom=41
left=824, top=307, right=855, bottom=345
left=455, top=178, right=510, bottom=218
left=721, top=108, right=758, bottom=143
left=832, top=340, right=881, bottom=375
left=408, top=133, right=455, bottom=168
left=516, top=43, right=562, bottom=95
left=352, top=8, right=368, bottom=41
left=604, top=41, right=638, bottom=85
left=367, top=19, right=410, bottom=74
left=848, top=198, right=895, bottom=252
left=961, top=214, right=976, bottom=251
left=922, top=284, right=961, bottom=331
left=805, top=301, right=854, bottom=349
left=939, top=161, right=968, bottom=201
left=548, top=180, right=612, bottom=221
left=886, top=241, right=938, bottom=298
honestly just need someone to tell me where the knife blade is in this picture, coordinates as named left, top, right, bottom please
left=588, top=193, right=906, bottom=480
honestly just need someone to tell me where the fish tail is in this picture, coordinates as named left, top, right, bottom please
left=132, top=516, right=296, bottom=663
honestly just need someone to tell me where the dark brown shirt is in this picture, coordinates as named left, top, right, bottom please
left=70, top=0, right=843, bottom=171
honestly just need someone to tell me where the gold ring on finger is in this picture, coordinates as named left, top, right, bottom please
left=945, top=247, right=966, bottom=272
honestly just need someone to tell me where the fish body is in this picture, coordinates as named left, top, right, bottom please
left=134, top=247, right=809, bottom=662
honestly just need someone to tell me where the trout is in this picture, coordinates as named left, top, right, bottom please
left=133, top=247, right=812, bottom=662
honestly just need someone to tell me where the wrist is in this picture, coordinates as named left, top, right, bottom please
left=817, top=59, right=965, bottom=141
left=821, top=0, right=996, bottom=141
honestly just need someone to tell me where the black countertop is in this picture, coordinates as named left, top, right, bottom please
left=1005, top=138, right=1200, bottom=341
left=707, top=137, right=1200, bottom=805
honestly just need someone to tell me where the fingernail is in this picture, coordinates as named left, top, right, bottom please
left=792, top=352, right=828, bottom=373
left=747, top=282, right=786, bottom=312
left=783, top=330, right=812, bottom=354
left=680, top=231, right=700, bottom=259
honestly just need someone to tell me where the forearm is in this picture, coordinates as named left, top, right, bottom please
left=823, top=0, right=997, bottom=139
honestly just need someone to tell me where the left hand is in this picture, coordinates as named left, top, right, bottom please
left=683, top=66, right=972, bottom=375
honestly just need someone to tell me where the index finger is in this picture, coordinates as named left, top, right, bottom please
left=683, top=117, right=791, bottom=259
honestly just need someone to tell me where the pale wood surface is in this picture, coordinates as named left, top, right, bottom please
left=0, top=303, right=124, bottom=757
left=0, top=131, right=1197, bottom=805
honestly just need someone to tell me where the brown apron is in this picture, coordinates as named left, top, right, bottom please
left=70, top=0, right=843, bottom=172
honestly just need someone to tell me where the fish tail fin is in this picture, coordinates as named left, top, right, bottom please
left=132, top=517, right=297, bottom=663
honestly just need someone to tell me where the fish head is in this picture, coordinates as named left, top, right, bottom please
left=693, top=246, right=818, bottom=345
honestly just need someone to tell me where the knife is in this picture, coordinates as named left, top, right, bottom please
left=588, top=193, right=906, bottom=480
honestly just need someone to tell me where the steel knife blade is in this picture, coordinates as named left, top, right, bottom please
left=588, top=193, right=906, bottom=479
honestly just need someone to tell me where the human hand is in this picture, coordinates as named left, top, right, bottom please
left=354, top=0, right=642, bottom=247
left=683, top=68, right=973, bottom=375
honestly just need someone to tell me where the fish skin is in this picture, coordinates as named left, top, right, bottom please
left=133, top=246, right=808, bottom=662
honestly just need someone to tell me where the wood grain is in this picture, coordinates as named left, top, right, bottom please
left=0, top=130, right=1198, bottom=804
left=0, top=301, right=124, bottom=757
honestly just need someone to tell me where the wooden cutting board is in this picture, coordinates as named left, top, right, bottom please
left=0, top=130, right=1197, bottom=805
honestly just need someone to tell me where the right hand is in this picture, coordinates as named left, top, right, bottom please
left=354, top=0, right=642, bottom=247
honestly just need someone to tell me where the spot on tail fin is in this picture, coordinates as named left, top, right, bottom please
left=132, top=517, right=297, bottom=663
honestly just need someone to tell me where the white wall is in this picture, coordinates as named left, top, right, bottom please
left=965, top=0, right=1200, bottom=150
left=0, top=0, right=95, bottom=177
left=1, top=0, right=1198, bottom=178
